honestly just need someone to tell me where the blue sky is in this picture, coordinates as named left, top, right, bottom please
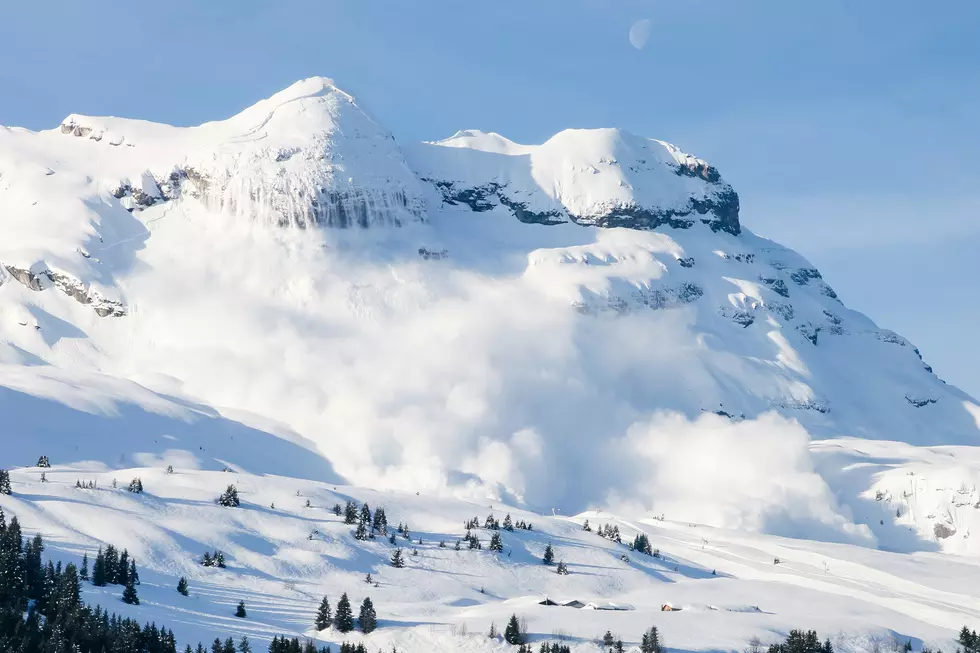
left=2, top=0, right=978, bottom=396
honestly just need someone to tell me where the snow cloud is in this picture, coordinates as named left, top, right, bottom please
left=613, top=411, right=876, bottom=546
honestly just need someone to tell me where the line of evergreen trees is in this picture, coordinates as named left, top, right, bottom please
left=766, top=630, right=833, bottom=653
left=312, top=592, right=376, bottom=634
left=957, top=627, right=979, bottom=653
left=0, top=506, right=380, bottom=653
left=465, top=513, right=528, bottom=531
left=0, top=507, right=174, bottom=652
left=90, top=544, right=140, bottom=588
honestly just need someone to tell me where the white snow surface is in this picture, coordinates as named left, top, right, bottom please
left=1, top=76, right=979, bottom=650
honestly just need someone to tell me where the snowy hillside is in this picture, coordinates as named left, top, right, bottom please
left=1, top=76, right=979, bottom=651
left=2, top=462, right=979, bottom=653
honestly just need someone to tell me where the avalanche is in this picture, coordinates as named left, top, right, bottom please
left=0, top=75, right=979, bottom=652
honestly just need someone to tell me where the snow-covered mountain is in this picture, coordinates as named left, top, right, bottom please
left=1, top=76, right=979, bottom=548
left=2, top=75, right=980, bottom=653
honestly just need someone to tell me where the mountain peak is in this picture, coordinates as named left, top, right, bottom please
left=407, top=126, right=740, bottom=235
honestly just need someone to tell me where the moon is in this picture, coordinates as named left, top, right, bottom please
left=629, top=19, right=652, bottom=50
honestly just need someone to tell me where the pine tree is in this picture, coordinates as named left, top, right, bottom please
left=215, top=551, right=227, bottom=568
left=542, top=543, right=554, bottom=565
left=502, top=514, right=514, bottom=531
left=372, top=507, right=388, bottom=534
left=117, top=549, right=129, bottom=585
left=489, top=532, right=503, bottom=552
left=239, top=636, right=253, bottom=653
left=217, top=485, right=240, bottom=507
left=359, top=502, right=372, bottom=526
left=129, top=558, right=139, bottom=585
left=603, top=631, right=615, bottom=647
left=390, top=548, right=405, bottom=568
left=333, top=503, right=343, bottom=516
left=640, top=626, right=663, bottom=653
left=80, top=552, right=89, bottom=581
left=344, top=500, right=358, bottom=525
left=334, top=592, right=354, bottom=633
left=235, top=600, right=247, bottom=618
left=122, top=577, right=139, bottom=605
left=556, top=560, right=568, bottom=575
left=0, top=469, right=11, bottom=495
left=315, top=595, right=332, bottom=630
left=583, top=519, right=591, bottom=532
left=389, top=532, right=397, bottom=545
left=354, top=519, right=368, bottom=541
left=92, top=546, right=107, bottom=586
left=358, top=597, right=377, bottom=633
left=223, top=637, right=236, bottom=653
left=177, top=576, right=189, bottom=596
left=36, top=455, right=50, bottom=468
left=504, top=614, right=523, bottom=645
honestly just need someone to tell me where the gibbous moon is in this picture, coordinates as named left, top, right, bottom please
left=629, top=19, right=652, bottom=50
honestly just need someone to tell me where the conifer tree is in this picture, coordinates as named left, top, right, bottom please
left=358, top=597, right=377, bottom=633
left=354, top=519, right=368, bottom=541
left=489, top=532, right=503, bottom=553
left=0, top=469, right=11, bottom=495
left=640, top=626, right=663, bottom=653
left=223, top=637, right=236, bottom=653
left=92, top=546, right=107, bottom=586
left=359, top=502, right=371, bottom=526
left=372, top=507, right=388, bottom=534
left=122, top=576, right=139, bottom=605
left=315, top=595, right=332, bottom=630
left=217, top=485, right=240, bottom=507
left=130, top=558, right=139, bottom=585
left=117, top=549, right=129, bottom=585
left=504, top=614, right=523, bottom=645
left=235, top=600, right=247, bottom=618
left=542, top=543, right=555, bottom=565
left=177, top=576, right=189, bottom=596
left=239, top=636, right=253, bottom=653
left=389, top=532, right=397, bottom=545
left=36, top=456, right=50, bottom=468
left=502, top=514, right=514, bottom=531
left=390, top=548, right=405, bottom=568
left=556, top=560, right=568, bottom=575
left=334, top=592, right=354, bottom=633
left=80, top=552, right=89, bottom=581
left=344, top=500, right=358, bottom=525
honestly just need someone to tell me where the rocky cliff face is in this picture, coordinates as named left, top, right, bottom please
left=404, top=128, right=741, bottom=236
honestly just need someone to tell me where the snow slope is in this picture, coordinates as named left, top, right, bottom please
left=3, top=463, right=980, bottom=653
left=1, top=75, right=979, bottom=564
